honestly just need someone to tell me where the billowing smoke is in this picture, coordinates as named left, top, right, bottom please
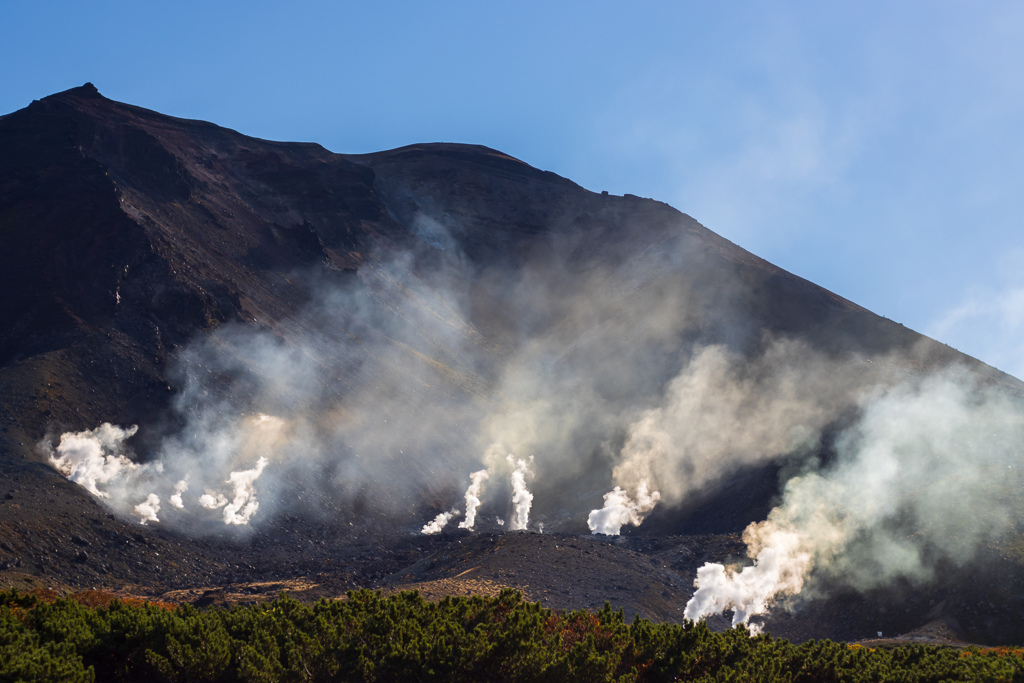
left=199, top=492, right=228, bottom=510
left=47, top=424, right=143, bottom=498
left=587, top=481, right=660, bottom=535
left=222, top=457, right=268, bottom=525
left=40, top=186, right=1021, bottom=572
left=608, top=342, right=884, bottom=510
left=458, top=469, right=490, bottom=530
left=46, top=423, right=169, bottom=525
left=422, top=508, right=460, bottom=534
left=684, top=369, right=1024, bottom=627
left=41, top=192, right=729, bottom=532
left=169, top=479, right=188, bottom=509
left=42, top=416, right=275, bottom=529
left=134, top=494, right=161, bottom=525
left=685, top=529, right=808, bottom=632
left=587, top=340, right=892, bottom=535
left=38, top=250, right=894, bottom=536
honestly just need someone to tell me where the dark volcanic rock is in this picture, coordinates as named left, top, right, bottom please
left=2, top=84, right=1023, bottom=643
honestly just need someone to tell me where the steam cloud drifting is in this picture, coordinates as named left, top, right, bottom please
left=684, top=370, right=1024, bottom=629
left=588, top=340, right=897, bottom=535
left=40, top=191, right=1024, bottom=631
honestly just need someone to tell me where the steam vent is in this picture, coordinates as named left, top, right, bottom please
left=3, top=83, right=1024, bottom=645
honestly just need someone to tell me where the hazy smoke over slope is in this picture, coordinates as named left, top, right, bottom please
left=43, top=210, right=720, bottom=530
left=41, top=187, right=1023, bottom=609
left=685, top=369, right=1024, bottom=627
left=589, top=340, right=894, bottom=534
left=43, top=250, right=495, bottom=530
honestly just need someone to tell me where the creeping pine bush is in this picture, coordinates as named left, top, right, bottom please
left=2, top=587, right=1024, bottom=682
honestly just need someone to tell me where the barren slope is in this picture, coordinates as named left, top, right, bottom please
left=2, top=84, right=1023, bottom=644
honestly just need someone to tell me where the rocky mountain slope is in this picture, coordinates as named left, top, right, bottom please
left=2, top=84, right=1023, bottom=644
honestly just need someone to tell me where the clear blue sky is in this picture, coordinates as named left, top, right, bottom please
left=4, top=1, right=1024, bottom=377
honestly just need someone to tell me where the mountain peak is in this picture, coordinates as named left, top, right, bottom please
left=56, top=82, right=104, bottom=100
left=3, top=86, right=1023, bottom=644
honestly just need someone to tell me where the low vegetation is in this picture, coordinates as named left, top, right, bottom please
left=2, top=587, right=1023, bottom=682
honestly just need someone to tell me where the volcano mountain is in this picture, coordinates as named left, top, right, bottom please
left=2, top=84, right=1023, bottom=645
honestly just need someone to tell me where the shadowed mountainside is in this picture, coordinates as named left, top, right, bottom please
left=2, top=84, right=1023, bottom=644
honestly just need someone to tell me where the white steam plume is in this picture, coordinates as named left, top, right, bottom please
left=169, top=479, right=188, bottom=509
left=44, top=416, right=277, bottom=527
left=222, top=457, right=268, bottom=525
left=458, top=469, right=490, bottom=529
left=508, top=455, right=534, bottom=531
left=134, top=494, right=161, bottom=525
left=685, top=370, right=1024, bottom=627
left=587, top=480, right=661, bottom=535
left=47, top=424, right=141, bottom=498
left=422, top=509, right=460, bottom=534
left=685, top=526, right=809, bottom=631
left=199, top=492, right=228, bottom=509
